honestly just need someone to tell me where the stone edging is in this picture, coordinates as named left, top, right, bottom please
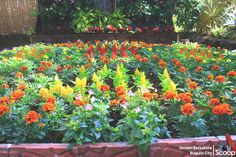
left=0, top=135, right=235, bottom=157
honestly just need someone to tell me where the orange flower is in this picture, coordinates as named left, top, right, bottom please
left=195, top=66, right=203, bottom=72
left=163, top=91, right=177, bottom=100
left=73, top=99, right=87, bottom=107
left=117, top=90, right=126, bottom=98
left=188, top=81, right=198, bottom=90
left=16, top=72, right=23, bottom=78
left=232, top=89, right=236, bottom=95
left=42, top=102, right=55, bottom=112
left=83, top=53, right=89, bottom=58
left=143, top=92, right=153, bottom=100
left=38, top=65, right=47, bottom=72
left=110, top=99, right=119, bottom=106
left=66, top=55, right=71, bottom=61
left=2, top=83, right=9, bottom=89
left=17, top=82, right=27, bottom=90
left=181, top=103, right=196, bottom=116
left=0, top=96, right=10, bottom=104
left=195, top=56, right=202, bottom=63
left=46, top=97, right=56, bottom=104
left=175, top=61, right=182, bottom=67
left=115, top=86, right=125, bottom=92
left=20, top=66, right=27, bottom=71
left=11, top=90, right=24, bottom=101
left=178, top=92, right=193, bottom=103
left=0, top=105, right=10, bottom=116
left=135, top=54, right=141, bottom=61
left=142, top=57, right=148, bottom=63
left=212, top=103, right=233, bottom=115
left=179, top=66, right=187, bottom=73
left=158, top=60, right=166, bottom=68
left=152, top=54, right=159, bottom=60
left=85, top=63, right=92, bottom=68
left=227, top=71, right=236, bottom=77
left=39, top=122, right=45, bottom=127
left=41, top=61, right=53, bottom=67
left=207, top=74, right=214, bottom=80
left=24, top=111, right=41, bottom=124
left=56, top=65, right=63, bottom=72
left=65, top=65, right=72, bottom=70
left=209, top=98, right=220, bottom=106
left=211, top=65, right=220, bottom=71
left=215, top=75, right=226, bottom=83
left=203, top=91, right=213, bottom=97
left=100, top=84, right=110, bottom=92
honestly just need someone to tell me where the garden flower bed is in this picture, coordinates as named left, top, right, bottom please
left=0, top=41, right=235, bottom=156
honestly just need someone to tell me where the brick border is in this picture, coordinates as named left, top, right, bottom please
left=0, top=136, right=235, bottom=157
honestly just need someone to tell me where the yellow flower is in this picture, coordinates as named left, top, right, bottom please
left=92, top=73, right=99, bottom=82
left=148, top=48, right=153, bottom=51
left=116, top=65, right=123, bottom=79
left=226, top=59, right=231, bottom=62
left=63, top=51, right=67, bottom=55
left=75, top=77, right=87, bottom=88
left=163, top=68, right=170, bottom=80
left=61, top=85, right=74, bottom=98
left=135, top=69, right=140, bottom=76
left=140, top=72, right=147, bottom=87
left=169, top=81, right=177, bottom=93
left=95, top=81, right=102, bottom=89
left=79, top=66, right=86, bottom=74
left=103, top=64, right=108, bottom=71
left=39, top=88, right=51, bottom=99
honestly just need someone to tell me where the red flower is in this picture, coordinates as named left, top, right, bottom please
left=56, top=65, right=63, bottom=72
left=143, top=92, right=153, bottom=100
left=163, top=91, right=177, bottom=100
left=142, top=57, right=148, bottom=63
left=24, top=111, right=41, bottom=124
left=46, top=97, right=56, bottom=104
left=227, top=71, right=236, bottom=77
left=179, top=66, right=187, bottom=73
left=211, top=65, right=220, bottom=71
left=66, top=55, right=71, bottom=61
left=11, top=90, right=24, bottom=101
left=110, top=99, right=119, bottom=106
left=212, top=103, right=233, bottom=115
left=207, top=74, right=214, bottom=80
left=42, top=102, right=55, bottom=112
left=73, top=99, right=87, bottom=107
left=38, top=65, right=47, bottom=72
left=188, top=81, right=198, bottom=90
left=209, top=98, right=220, bottom=106
left=152, top=54, right=159, bottom=60
left=215, top=75, right=226, bottom=83
left=203, top=91, right=213, bottom=97
left=135, top=54, right=142, bottom=61
left=100, top=84, right=110, bottom=92
left=158, top=60, right=166, bottom=68
left=195, top=66, right=203, bottom=72
left=65, top=65, right=72, bottom=70
left=181, top=103, right=196, bottom=116
left=0, top=105, right=10, bottom=116
left=178, top=92, right=193, bottom=103
left=20, top=66, right=27, bottom=71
